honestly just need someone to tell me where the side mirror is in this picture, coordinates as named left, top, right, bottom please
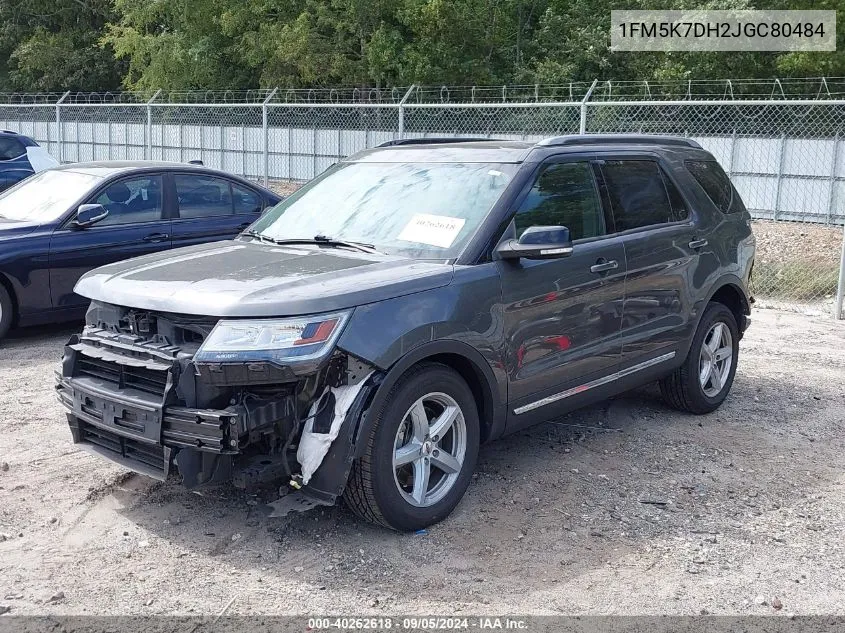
left=73, top=204, right=109, bottom=228
left=496, top=225, right=573, bottom=260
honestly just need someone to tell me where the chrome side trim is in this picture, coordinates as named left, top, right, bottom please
left=513, top=351, right=677, bottom=415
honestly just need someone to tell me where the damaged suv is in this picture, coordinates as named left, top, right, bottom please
left=57, top=136, right=755, bottom=531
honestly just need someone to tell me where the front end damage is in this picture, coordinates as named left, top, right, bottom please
left=55, top=302, right=381, bottom=509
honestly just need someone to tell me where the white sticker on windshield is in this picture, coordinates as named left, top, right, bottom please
left=397, top=213, right=466, bottom=249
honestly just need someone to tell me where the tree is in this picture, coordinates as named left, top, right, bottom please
left=0, top=0, right=122, bottom=92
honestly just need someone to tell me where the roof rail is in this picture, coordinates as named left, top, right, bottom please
left=377, top=137, right=498, bottom=148
left=537, top=134, right=702, bottom=149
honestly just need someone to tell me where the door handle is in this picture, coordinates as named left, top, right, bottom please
left=689, top=239, right=708, bottom=250
left=143, top=233, right=169, bottom=243
left=590, top=259, right=618, bottom=273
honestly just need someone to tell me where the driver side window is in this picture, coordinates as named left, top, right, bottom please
left=94, top=176, right=163, bottom=226
left=514, top=161, right=605, bottom=241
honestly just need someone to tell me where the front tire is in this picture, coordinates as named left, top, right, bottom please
left=0, top=284, right=12, bottom=342
left=660, top=302, right=739, bottom=414
left=344, top=363, right=480, bottom=531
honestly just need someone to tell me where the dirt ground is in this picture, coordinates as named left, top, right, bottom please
left=0, top=309, right=843, bottom=617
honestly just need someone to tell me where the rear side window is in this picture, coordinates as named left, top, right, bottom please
left=685, top=160, right=741, bottom=214
left=600, top=160, right=686, bottom=231
left=232, top=183, right=262, bottom=215
left=175, top=174, right=233, bottom=219
left=514, top=161, right=605, bottom=241
left=0, top=137, right=26, bottom=161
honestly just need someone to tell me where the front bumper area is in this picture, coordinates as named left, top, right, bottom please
left=57, top=374, right=237, bottom=482
left=56, top=323, right=380, bottom=504
left=56, top=329, right=258, bottom=486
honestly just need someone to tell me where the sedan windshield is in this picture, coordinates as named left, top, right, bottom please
left=250, top=162, right=518, bottom=259
left=0, top=170, right=103, bottom=223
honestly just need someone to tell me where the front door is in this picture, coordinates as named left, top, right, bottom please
left=48, top=174, right=172, bottom=312
left=497, top=159, right=627, bottom=429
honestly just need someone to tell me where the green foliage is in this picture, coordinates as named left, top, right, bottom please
left=0, top=0, right=843, bottom=92
left=751, top=261, right=839, bottom=301
left=0, top=0, right=123, bottom=92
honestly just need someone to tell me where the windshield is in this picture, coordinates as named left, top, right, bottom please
left=250, top=162, right=518, bottom=259
left=0, top=170, right=102, bottom=223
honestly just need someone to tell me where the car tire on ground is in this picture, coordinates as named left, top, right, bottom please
left=344, top=363, right=480, bottom=531
left=0, top=284, right=13, bottom=341
left=660, top=301, right=739, bottom=414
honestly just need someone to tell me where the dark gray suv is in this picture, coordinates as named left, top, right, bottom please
left=56, top=135, right=755, bottom=531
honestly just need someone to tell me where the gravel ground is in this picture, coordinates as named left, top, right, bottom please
left=751, top=219, right=842, bottom=268
left=0, top=310, right=843, bottom=616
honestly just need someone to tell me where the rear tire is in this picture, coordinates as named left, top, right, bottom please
left=0, top=284, right=12, bottom=342
left=660, top=302, right=739, bottom=414
left=344, top=363, right=480, bottom=531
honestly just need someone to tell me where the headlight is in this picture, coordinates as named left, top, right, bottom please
left=194, top=311, right=350, bottom=364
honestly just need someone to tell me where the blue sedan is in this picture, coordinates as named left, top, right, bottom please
left=0, top=161, right=281, bottom=340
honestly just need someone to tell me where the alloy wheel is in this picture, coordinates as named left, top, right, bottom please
left=392, top=392, right=467, bottom=508
left=699, top=321, right=733, bottom=398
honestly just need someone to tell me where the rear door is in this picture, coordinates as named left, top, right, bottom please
left=169, top=173, right=264, bottom=249
left=498, top=157, right=627, bottom=428
left=596, top=155, right=700, bottom=363
left=48, top=174, right=172, bottom=311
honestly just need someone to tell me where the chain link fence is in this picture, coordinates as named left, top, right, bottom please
left=0, top=81, right=842, bottom=318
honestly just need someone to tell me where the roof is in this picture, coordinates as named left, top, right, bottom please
left=349, top=134, right=702, bottom=164
left=54, top=160, right=205, bottom=176
left=51, top=161, right=275, bottom=193
left=352, top=141, right=535, bottom=164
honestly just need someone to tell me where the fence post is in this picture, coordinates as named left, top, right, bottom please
left=727, top=129, right=737, bottom=177
left=55, top=91, right=70, bottom=163
left=835, top=222, right=845, bottom=320
left=146, top=89, right=161, bottom=160
left=262, top=88, right=278, bottom=186
left=579, top=79, right=598, bottom=135
left=397, top=85, right=416, bottom=139
left=825, top=133, right=840, bottom=225
left=773, top=135, right=786, bottom=221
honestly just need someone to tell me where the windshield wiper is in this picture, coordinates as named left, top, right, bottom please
left=312, top=234, right=380, bottom=254
left=241, top=230, right=281, bottom=245
left=266, top=235, right=381, bottom=254
left=242, top=231, right=381, bottom=254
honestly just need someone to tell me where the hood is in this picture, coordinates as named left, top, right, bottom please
left=75, top=239, right=455, bottom=317
left=0, top=216, right=39, bottom=239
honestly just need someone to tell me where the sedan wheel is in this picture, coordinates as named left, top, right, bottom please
left=0, top=284, right=12, bottom=341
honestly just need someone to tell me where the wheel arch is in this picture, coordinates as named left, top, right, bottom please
left=0, top=271, right=19, bottom=327
left=704, top=276, right=750, bottom=338
left=351, top=339, right=505, bottom=456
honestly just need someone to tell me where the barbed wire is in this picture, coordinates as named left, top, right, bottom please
left=0, top=78, right=843, bottom=106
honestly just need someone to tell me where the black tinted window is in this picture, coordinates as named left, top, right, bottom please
left=515, top=162, right=605, bottom=241
left=685, top=160, right=738, bottom=214
left=0, top=137, right=26, bottom=161
left=175, top=175, right=233, bottom=218
left=232, top=183, right=262, bottom=215
left=601, top=160, right=682, bottom=230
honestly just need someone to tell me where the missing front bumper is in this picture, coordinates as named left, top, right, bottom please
left=57, top=374, right=239, bottom=485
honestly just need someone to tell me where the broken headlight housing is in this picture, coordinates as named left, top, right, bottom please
left=194, top=311, right=351, bottom=365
